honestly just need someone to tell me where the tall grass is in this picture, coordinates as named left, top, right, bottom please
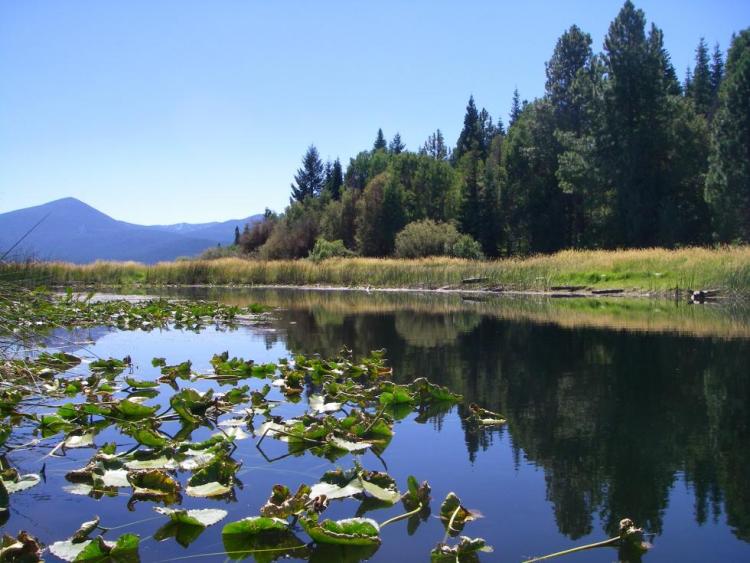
left=2, top=246, right=750, bottom=296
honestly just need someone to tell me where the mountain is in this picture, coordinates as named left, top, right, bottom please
left=146, top=216, right=262, bottom=244
left=0, top=198, right=261, bottom=264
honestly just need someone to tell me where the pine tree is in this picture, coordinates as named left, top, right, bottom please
left=420, top=130, right=449, bottom=160
left=389, top=133, right=405, bottom=154
left=509, top=88, right=522, bottom=127
left=478, top=137, right=504, bottom=256
left=545, top=24, right=593, bottom=132
left=684, top=66, right=693, bottom=96
left=454, top=96, right=482, bottom=160
left=380, top=178, right=406, bottom=254
left=373, top=128, right=387, bottom=151
left=290, top=145, right=325, bottom=202
left=458, top=151, right=482, bottom=241
left=691, top=38, right=713, bottom=116
left=233, top=226, right=240, bottom=246
left=324, top=158, right=344, bottom=200
left=706, top=29, right=750, bottom=242
left=710, top=42, right=724, bottom=113
left=602, top=1, right=672, bottom=246
left=495, top=116, right=506, bottom=136
left=479, top=108, right=495, bottom=155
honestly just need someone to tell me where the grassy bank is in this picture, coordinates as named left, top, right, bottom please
left=3, top=246, right=750, bottom=297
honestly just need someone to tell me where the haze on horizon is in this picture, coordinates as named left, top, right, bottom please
left=1, top=0, right=748, bottom=224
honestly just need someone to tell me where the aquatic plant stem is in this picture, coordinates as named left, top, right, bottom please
left=522, top=536, right=620, bottom=562
left=379, top=503, right=423, bottom=528
left=441, top=505, right=461, bottom=544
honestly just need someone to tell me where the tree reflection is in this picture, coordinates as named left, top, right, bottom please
left=277, top=302, right=750, bottom=543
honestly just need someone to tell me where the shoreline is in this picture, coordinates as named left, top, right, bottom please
left=56, top=282, right=708, bottom=302
left=5, top=247, right=748, bottom=303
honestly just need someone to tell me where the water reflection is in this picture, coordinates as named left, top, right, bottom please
left=101, top=289, right=750, bottom=551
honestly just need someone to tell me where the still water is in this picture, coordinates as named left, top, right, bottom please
left=7, top=289, right=750, bottom=562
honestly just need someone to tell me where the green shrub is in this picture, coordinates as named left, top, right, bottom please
left=258, top=201, right=320, bottom=259
left=395, top=220, right=458, bottom=258
left=199, top=245, right=242, bottom=260
left=309, top=238, right=356, bottom=261
left=394, top=220, right=482, bottom=259
left=451, top=234, right=484, bottom=259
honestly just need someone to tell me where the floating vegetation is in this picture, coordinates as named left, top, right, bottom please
left=0, top=288, right=648, bottom=562
left=0, top=285, right=270, bottom=344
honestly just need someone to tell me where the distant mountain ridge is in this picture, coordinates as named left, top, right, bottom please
left=0, top=197, right=261, bottom=264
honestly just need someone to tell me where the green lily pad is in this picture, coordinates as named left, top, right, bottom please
left=187, top=450, right=239, bottom=492
left=170, top=388, right=214, bottom=423
left=155, top=507, right=227, bottom=527
left=153, top=508, right=227, bottom=548
left=127, top=469, right=180, bottom=500
left=124, top=377, right=159, bottom=389
left=440, top=492, right=476, bottom=534
left=301, top=515, right=381, bottom=546
left=124, top=425, right=169, bottom=448
left=50, top=533, right=140, bottom=562
left=113, top=399, right=159, bottom=421
left=402, top=475, right=431, bottom=510
left=431, top=536, right=493, bottom=562
left=76, top=533, right=139, bottom=562
left=222, top=516, right=307, bottom=562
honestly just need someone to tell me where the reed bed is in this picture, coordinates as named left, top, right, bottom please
left=2, top=246, right=750, bottom=296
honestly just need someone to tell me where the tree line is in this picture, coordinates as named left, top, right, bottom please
left=235, top=1, right=749, bottom=260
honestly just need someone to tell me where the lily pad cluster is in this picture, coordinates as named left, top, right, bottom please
left=1, top=285, right=269, bottom=341
left=0, top=292, right=508, bottom=561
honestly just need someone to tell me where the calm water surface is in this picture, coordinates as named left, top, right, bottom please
left=6, top=289, right=750, bottom=562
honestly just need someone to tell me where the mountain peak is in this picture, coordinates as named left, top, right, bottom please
left=0, top=198, right=261, bottom=263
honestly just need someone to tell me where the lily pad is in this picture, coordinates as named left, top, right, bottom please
left=72, top=517, right=101, bottom=543
left=260, top=484, right=311, bottom=518
left=1, top=531, right=42, bottom=562
left=440, top=492, right=476, bottom=534
left=467, top=403, right=506, bottom=425
left=153, top=508, right=227, bottom=548
left=402, top=475, right=431, bottom=510
left=155, top=507, right=227, bottom=527
left=3, top=473, right=41, bottom=494
left=76, top=533, right=139, bottom=562
left=170, top=388, right=214, bottom=424
left=127, top=469, right=180, bottom=501
left=124, top=377, right=159, bottom=389
left=222, top=517, right=306, bottom=562
left=113, top=399, right=159, bottom=421
left=431, top=536, right=493, bottom=562
left=185, top=481, right=232, bottom=498
left=301, top=515, right=381, bottom=546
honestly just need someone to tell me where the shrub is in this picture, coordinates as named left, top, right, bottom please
left=240, top=215, right=277, bottom=254
left=308, top=238, right=355, bottom=261
left=394, top=220, right=484, bottom=259
left=199, top=245, right=242, bottom=260
left=258, top=201, right=320, bottom=259
left=451, top=234, right=484, bottom=259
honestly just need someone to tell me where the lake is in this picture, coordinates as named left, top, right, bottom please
left=7, top=288, right=750, bottom=562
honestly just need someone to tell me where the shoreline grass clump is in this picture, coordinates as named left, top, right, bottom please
left=1, top=246, right=749, bottom=298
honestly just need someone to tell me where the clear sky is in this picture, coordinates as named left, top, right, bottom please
left=1, top=1, right=748, bottom=224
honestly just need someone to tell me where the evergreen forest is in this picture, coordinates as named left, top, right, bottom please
left=233, top=1, right=750, bottom=261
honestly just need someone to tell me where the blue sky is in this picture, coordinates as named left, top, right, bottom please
left=1, top=1, right=748, bottom=224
